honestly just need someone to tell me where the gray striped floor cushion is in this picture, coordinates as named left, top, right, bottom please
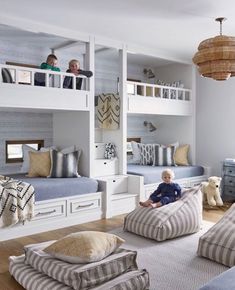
left=9, top=255, right=150, bottom=290
left=197, top=203, right=235, bottom=267
left=124, top=186, right=202, bottom=241
left=24, top=241, right=138, bottom=290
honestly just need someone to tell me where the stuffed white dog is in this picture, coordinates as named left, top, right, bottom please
left=201, top=176, right=223, bottom=206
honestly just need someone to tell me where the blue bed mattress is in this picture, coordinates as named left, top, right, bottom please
left=127, top=165, right=204, bottom=185
left=8, top=174, right=98, bottom=202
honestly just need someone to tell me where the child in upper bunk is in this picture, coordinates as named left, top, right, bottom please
left=139, top=169, right=181, bottom=208
left=35, top=54, right=60, bottom=86
left=40, top=54, right=60, bottom=72
left=63, top=59, right=93, bottom=90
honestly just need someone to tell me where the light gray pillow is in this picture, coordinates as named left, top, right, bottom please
left=131, top=141, right=141, bottom=164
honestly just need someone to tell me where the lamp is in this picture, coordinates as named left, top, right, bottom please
left=143, top=68, right=155, bottom=79
left=143, top=121, right=157, bottom=132
left=192, top=17, right=235, bottom=81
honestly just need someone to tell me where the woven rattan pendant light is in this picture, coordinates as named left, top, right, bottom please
left=192, top=17, right=235, bottom=81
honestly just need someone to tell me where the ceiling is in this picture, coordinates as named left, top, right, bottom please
left=1, top=0, right=235, bottom=64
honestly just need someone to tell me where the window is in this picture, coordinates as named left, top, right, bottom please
left=5, top=140, right=44, bottom=163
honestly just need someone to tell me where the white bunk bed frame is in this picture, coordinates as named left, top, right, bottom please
left=0, top=19, right=202, bottom=240
left=0, top=64, right=91, bottom=112
left=127, top=80, right=193, bottom=115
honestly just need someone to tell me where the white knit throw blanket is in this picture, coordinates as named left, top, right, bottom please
left=0, top=178, right=35, bottom=227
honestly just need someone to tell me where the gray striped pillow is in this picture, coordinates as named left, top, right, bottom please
left=124, top=186, right=202, bottom=241
left=197, top=203, right=235, bottom=267
left=49, top=149, right=81, bottom=178
left=153, top=144, right=176, bottom=166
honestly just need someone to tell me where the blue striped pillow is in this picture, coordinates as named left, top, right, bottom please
left=48, top=149, right=81, bottom=178
left=153, top=144, right=176, bottom=166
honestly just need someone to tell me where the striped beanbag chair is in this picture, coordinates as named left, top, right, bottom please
left=197, top=203, right=235, bottom=267
left=124, top=186, right=202, bottom=241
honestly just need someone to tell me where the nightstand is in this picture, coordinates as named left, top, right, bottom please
left=222, top=159, right=235, bottom=201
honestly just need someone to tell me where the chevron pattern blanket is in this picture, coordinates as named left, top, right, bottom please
left=96, top=93, right=120, bottom=129
left=0, top=178, right=35, bottom=227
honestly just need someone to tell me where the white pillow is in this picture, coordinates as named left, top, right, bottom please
left=131, top=141, right=141, bottom=164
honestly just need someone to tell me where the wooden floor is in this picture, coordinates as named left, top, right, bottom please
left=0, top=207, right=230, bottom=290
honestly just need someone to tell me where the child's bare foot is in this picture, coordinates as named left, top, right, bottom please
left=139, top=201, right=152, bottom=207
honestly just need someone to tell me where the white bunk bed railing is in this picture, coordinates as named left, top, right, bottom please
left=127, top=80, right=192, bottom=101
left=0, top=64, right=92, bottom=111
left=127, top=81, right=193, bottom=116
left=0, top=64, right=88, bottom=91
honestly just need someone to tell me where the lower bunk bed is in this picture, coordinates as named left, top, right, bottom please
left=127, top=164, right=210, bottom=200
left=0, top=174, right=103, bottom=241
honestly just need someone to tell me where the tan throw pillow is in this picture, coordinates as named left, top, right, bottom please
left=44, top=231, right=125, bottom=263
left=174, top=144, right=190, bottom=166
left=27, top=151, right=51, bottom=177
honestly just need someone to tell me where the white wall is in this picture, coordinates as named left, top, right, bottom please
left=154, top=63, right=192, bottom=89
left=0, top=111, right=53, bottom=174
left=196, top=73, right=235, bottom=176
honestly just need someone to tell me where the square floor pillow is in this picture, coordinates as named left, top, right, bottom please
left=123, top=186, right=202, bottom=241
left=197, top=203, right=235, bottom=267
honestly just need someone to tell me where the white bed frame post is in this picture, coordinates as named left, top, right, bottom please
left=119, top=44, right=127, bottom=175
left=86, top=36, right=95, bottom=177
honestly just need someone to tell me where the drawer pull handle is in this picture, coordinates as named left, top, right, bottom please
left=104, top=162, right=107, bottom=165
left=229, top=180, right=233, bottom=183
left=229, top=171, right=232, bottom=173
left=112, top=180, right=116, bottom=183
left=76, top=202, right=94, bottom=209
left=36, top=209, right=56, bottom=216
left=95, top=145, right=98, bottom=148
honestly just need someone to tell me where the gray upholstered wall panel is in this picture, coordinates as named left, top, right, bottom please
left=0, top=111, right=53, bottom=174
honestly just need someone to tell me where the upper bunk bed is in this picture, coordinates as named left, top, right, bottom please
left=0, top=64, right=92, bottom=112
left=127, top=80, right=192, bottom=116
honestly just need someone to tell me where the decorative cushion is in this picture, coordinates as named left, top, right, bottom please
left=174, top=144, right=190, bottom=165
left=21, top=145, right=56, bottom=173
left=131, top=141, right=141, bottom=164
left=48, top=149, right=81, bottom=178
left=44, top=231, right=125, bottom=263
left=139, top=143, right=154, bottom=165
left=104, top=142, right=116, bottom=159
left=197, top=203, right=235, bottom=267
left=124, top=186, right=202, bottom=241
left=1, top=68, right=13, bottom=83
left=153, top=144, right=176, bottom=166
left=21, top=144, right=37, bottom=173
left=27, top=151, right=51, bottom=177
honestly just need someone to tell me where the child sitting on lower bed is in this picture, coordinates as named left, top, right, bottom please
left=139, top=168, right=181, bottom=208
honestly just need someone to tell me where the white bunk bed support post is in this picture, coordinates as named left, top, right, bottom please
left=119, top=44, right=127, bottom=175
left=86, top=36, right=95, bottom=178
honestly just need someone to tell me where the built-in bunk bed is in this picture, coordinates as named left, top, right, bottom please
left=0, top=28, right=103, bottom=241
left=126, top=57, right=209, bottom=200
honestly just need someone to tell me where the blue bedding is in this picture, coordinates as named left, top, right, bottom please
left=9, top=174, right=98, bottom=202
left=127, top=165, right=204, bottom=185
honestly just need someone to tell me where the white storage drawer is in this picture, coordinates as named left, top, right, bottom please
left=69, top=195, right=101, bottom=214
left=33, top=200, right=66, bottom=221
left=108, top=176, right=128, bottom=194
left=94, top=143, right=105, bottom=159
left=94, top=158, right=118, bottom=177
left=111, top=194, right=138, bottom=216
